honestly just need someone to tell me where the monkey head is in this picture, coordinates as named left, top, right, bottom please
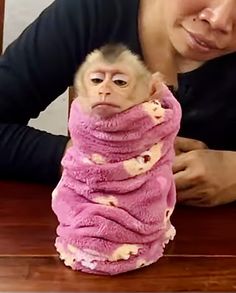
left=74, top=44, right=163, bottom=118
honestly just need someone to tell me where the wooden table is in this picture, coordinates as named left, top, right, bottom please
left=0, top=180, right=236, bottom=292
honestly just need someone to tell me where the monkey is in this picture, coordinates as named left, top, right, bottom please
left=73, top=44, right=164, bottom=118
left=52, top=44, right=181, bottom=275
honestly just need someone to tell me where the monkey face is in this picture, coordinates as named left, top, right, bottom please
left=74, top=46, right=154, bottom=118
left=82, top=63, right=146, bottom=118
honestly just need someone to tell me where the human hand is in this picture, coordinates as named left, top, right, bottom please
left=60, top=139, right=72, bottom=175
left=173, top=149, right=236, bottom=207
left=65, top=139, right=72, bottom=152
left=174, top=136, right=207, bottom=155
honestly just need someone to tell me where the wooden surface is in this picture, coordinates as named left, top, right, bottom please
left=0, top=180, right=236, bottom=291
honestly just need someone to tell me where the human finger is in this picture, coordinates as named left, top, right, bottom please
left=175, top=137, right=207, bottom=153
left=173, top=153, right=188, bottom=174
left=174, top=170, right=194, bottom=191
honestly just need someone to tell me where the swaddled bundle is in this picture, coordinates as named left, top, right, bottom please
left=52, top=84, right=181, bottom=275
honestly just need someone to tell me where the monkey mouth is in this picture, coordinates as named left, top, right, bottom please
left=92, top=102, right=120, bottom=109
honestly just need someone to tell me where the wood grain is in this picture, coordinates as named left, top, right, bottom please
left=1, top=181, right=236, bottom=256
left=0, top=256, right=236, bottom=291
left=0, top=180, right=236, bottom=291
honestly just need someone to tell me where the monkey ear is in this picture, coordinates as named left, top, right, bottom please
left=149, top=72, right=165, bottom=99
left=152, top=72, right=165, bottom=85
left=149, top=82, right=156, bottom=97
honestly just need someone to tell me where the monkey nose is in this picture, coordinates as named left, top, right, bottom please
left=99, top=91, right=111, bottom=98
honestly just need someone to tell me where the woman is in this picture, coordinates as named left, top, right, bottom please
left=0, top=0, right=236, bottom=206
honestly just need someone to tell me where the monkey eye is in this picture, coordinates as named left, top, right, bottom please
left=89, top=72, right=105, bottom=85
left=91, top=78, right=103, bottom=85
left=113, top=79, right=127, bottom=87
left=112, top=74, right=128, bottom=87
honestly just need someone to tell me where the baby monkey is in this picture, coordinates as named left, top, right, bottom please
left=74, top=44, right=163, bottom=118
left=52, top=44, right=181, bottom=275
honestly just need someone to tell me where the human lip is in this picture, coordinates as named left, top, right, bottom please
left=185, top=30, right=219, bottom=52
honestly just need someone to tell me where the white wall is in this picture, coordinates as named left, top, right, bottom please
left=3, top=0, right=68, bottom=135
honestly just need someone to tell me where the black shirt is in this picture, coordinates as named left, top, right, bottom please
left=0, top=0, right=236, bottom=183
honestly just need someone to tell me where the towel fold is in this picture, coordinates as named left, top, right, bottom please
left=52, top=83, right=181, bottom=275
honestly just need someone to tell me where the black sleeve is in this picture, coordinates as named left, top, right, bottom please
left=0, top=0, right=133, bottom=183
left=0, top=0, right=89, bottom=183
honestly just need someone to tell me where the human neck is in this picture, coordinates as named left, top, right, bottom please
left=139, top=0, right=178, bottom=86
left=174, top=53, right=205, bottom=73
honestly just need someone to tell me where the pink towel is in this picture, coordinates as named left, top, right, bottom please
left=52, top=83, right=181, bottom=275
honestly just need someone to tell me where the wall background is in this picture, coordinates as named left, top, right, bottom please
left=3, top=0, right=68, bottom=135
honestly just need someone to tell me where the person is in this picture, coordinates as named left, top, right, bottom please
left=0, top=0, right=236, bottom=207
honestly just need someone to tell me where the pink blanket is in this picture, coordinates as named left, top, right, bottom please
left=52, top=84, right=181, bottom=275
